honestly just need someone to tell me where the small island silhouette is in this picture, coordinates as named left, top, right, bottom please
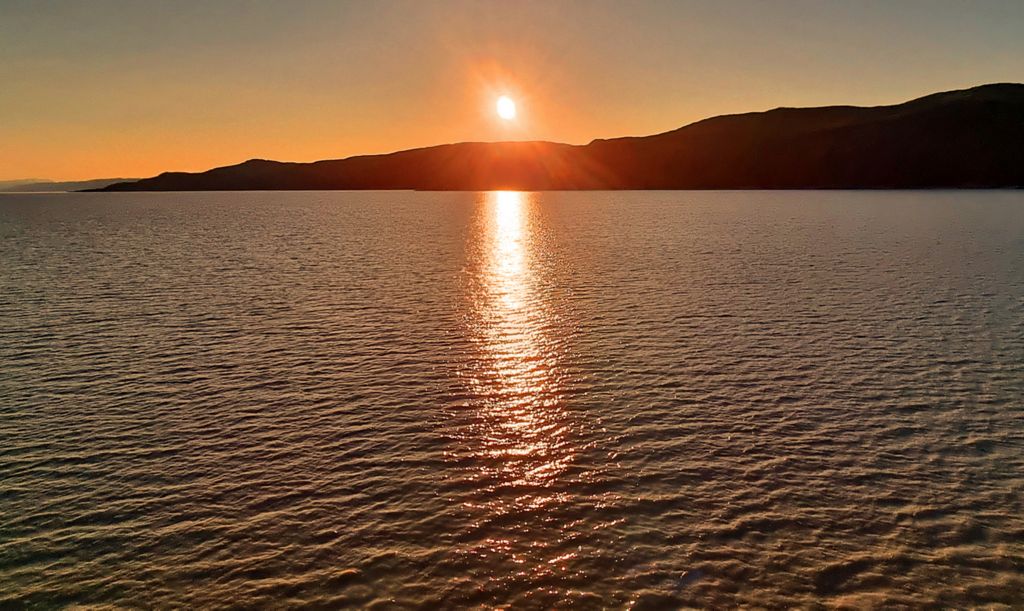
left=93, top=83, right=1024, bottom=192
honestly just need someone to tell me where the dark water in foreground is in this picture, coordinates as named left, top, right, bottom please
left=2, top=191, right=1023, bottom=608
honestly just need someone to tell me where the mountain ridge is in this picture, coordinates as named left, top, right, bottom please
left=94, top=83, right=1024, bottom=191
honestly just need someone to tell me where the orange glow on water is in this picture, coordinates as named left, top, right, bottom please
left=462, top=191, right=575, bottom=486
left=491, top=191, right=526, bottom=310
left=447, top=191, right=592, bottom=584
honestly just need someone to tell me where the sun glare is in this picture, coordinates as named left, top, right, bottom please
left=496, top=95, right=517, bottom=120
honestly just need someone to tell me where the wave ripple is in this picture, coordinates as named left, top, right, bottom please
left=1, top=190, right=1023, bottom=608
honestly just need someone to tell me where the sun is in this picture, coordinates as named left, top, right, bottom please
left=496, top=95, right=517, bottom=120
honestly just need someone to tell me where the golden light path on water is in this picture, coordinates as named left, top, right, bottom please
left=475, top=190, right=572, bottom=487
left=450, top=191, right=591, bottom=595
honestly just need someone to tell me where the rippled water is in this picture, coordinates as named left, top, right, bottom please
left=2, top=190, right=1023, bottom=608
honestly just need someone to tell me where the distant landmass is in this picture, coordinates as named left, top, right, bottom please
left=95, top=84, right=1024, bottom=192
left=3, top=178, right=138, bottom=192
left=0, top=179, right=47, bottom=188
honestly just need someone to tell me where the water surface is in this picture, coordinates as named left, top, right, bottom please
left=2, top=190, right=1023, bottom=607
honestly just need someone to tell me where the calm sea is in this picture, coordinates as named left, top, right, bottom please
left=2, top=191, right=1023, bottom=608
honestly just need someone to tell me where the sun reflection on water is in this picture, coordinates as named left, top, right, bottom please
left=474, top=191, right=570, bottom=487
left=492, top=191, right=527, bottom=312
left=444, top=190, right=598, bottom=589
left=451, top=191, right=584, bottom=579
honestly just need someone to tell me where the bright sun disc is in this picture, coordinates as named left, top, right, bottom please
left=496, top=95, right=516, bottom=120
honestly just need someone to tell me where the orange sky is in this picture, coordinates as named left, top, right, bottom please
left=2, top=0, right=1023, bottom=180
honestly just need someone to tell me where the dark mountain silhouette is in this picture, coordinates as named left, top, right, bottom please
left=94, top=84, right=1024, bottom=192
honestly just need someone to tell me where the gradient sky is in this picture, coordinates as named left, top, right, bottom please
left=2, top=0, right=1023, bottom=180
